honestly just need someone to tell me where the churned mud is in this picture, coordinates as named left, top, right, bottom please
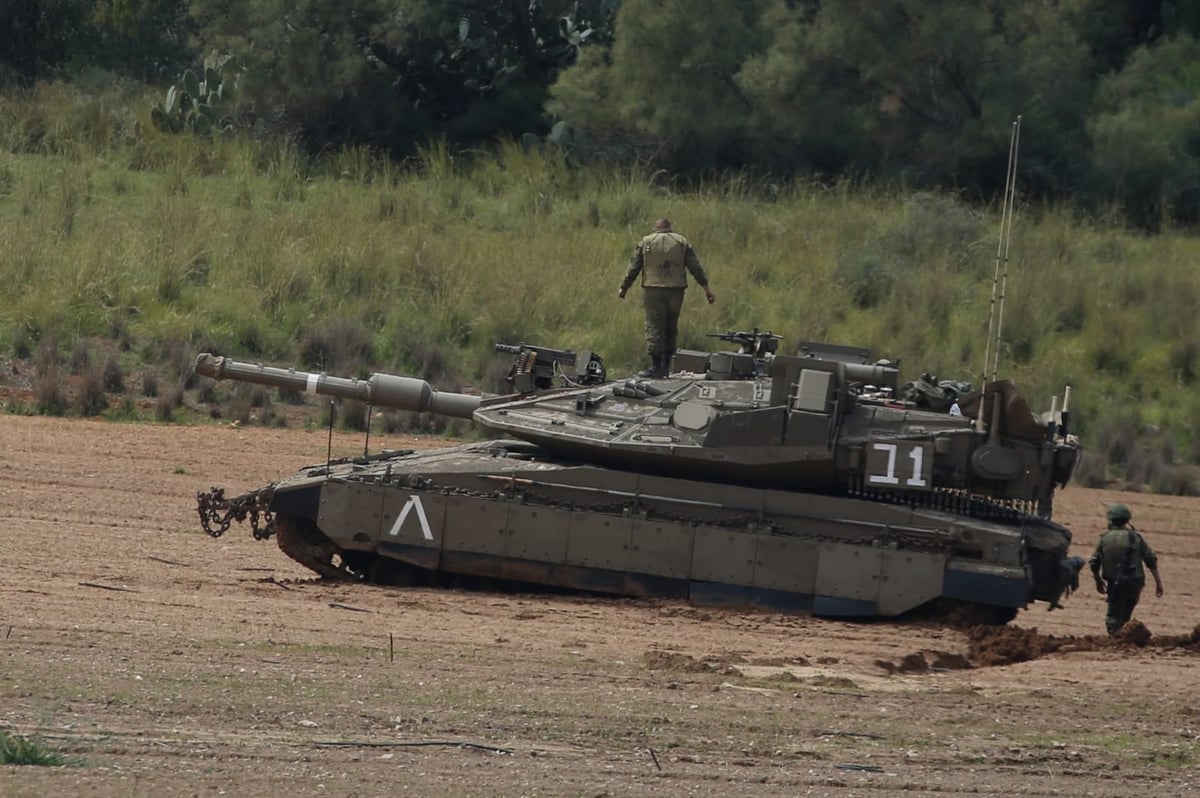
left=874, top=621, right=1200, bottom=672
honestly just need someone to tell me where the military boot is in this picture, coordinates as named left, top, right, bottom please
left=654, top=352, right=671, bottom=378
left=636, top=355, right=659, bottom=378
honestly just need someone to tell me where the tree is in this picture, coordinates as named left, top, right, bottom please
left=89, top=0, right=194, bottom=80
left=1088, top=34, right=1200, bottom=227
left=746, top=0, right=1097, bottom=194
left=552, top=0, right=1101, bottom=200
left=0, top=0, right=90, bottom=86
left=185, top=0, right=616, bottom=153
left=0, top=0, right=191, bottom=86
left=548, top=0, right=775, bottom=169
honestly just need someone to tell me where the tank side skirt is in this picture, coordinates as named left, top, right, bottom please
left=247, top=461, right=1064, bottom=615
left=308, top=477, right=1037, bottom=617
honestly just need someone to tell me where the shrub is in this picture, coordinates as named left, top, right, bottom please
left=106, top=396, right=140, bottom=421
left=10, top=327, right=32, bottom=360
left=154, top=384, right=183, bottom=422
left=144, top=336, right=198, bottom=390
left=195, top=377, right=217, bottom=404
left=75, top=365, right=108, bottom=416
left=339, top=398, right=368, bottom=431
left=316, top=402, right=334, bottom=429
left=834, top=248, right=893, bottom=310
left=1153, top=465, right=1200, bottom=496
left=398, top=339, right=454, bottom=384
left=228, top=389, right=252, bottom=425
left=380, top=410, right=451, bottom=435
left=34, top=366, right=66, bottom=416
left=229, top=384, right=269, bottom=414
left=298, top=320, right=374, bottom=373
left=1072, top=451, right=1109, bottom=488
left=101, top=354, right=124, bottom=393
left=107, top=315, right=134, bottom=352
left=0, top=728, right=73, bottom=766
left=4, top=399, right=33, bottom=415
left=277, top=386, right=305, bottom=405
left=34, top=337, right=59, bottom=379
left=1169, top=340, right=1199, bottom=386
left=68, top=339, right=90, bottom=374
left=1097, top=414, right=1138, bottom=468
left=890, top=193, right=983, bottom=267
left=1123, top=444, right=1162, bottom=492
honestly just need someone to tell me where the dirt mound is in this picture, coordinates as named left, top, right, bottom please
left=1145, top=622, right=1200, bottom=650
left=749, top=655, right=811, bottom=667
left=643, top=650, right=753, bottom=673
left=1114, top=619, right=1152, bottom=645
left=644, top=650, right=713, bottom=672
left=654, top=604, right=716, bottom=622
left=967, top=625, right=1068, bottom=666
left=808, top=674, right=860, bottom=689
left=905, top=599, right=1017, bottom=629
left=961, top=621, right=1200, bottom=667
left=877, top=621, right=1200, bottom=672
left=875, top=650, right=973, bottom=674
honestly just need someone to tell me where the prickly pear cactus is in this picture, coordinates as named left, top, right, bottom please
left=151, top=53, right=233, bottom=135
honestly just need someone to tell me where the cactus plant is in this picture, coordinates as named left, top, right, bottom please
left=151, top=52, right=235, bottom=135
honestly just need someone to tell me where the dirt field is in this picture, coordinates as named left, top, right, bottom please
left=1, top=414, right=1198, bottom=797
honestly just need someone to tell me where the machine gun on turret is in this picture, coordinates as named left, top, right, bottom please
left=494, top=343, right=607, bottom=393
left=681, top=329, right=783, bottom=378
left=706, top=328, right=783, bottom=359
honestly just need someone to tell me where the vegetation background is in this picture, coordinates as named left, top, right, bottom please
left=2, top=0, right=1200, bottom=493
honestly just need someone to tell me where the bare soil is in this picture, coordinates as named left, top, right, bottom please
left=2, top=414, right=1198, bottom=797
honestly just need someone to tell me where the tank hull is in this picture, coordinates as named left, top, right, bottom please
left=248, top=440, right=1070, bottom=621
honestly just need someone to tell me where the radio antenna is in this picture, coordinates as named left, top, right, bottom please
left=981, top=116, right=1022, bottom=390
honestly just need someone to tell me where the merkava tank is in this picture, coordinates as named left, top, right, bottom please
left=195, top=331, right=1083, bottom=624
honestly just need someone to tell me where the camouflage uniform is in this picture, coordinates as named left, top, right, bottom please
left=1088, top=522, right=1159, bottom=635
left=619, top=227, right=711, bottom=376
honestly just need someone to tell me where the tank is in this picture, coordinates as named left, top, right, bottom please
left=194, top=331, right=1084, bottom=624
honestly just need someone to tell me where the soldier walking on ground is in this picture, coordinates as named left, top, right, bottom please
left=617, top=218, right=715, bottom=378
left=1089, top=503, right=1165, bottom=635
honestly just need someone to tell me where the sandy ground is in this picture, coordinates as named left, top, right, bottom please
left=1, top=414, right=1198, bottom=797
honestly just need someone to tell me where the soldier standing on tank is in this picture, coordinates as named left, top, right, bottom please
left=1088, top=503, right=1165, bottom=635
left=617, top=218, right=715, bottom=378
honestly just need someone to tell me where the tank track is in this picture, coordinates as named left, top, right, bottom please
left=273, top=515, right=359, bottom=582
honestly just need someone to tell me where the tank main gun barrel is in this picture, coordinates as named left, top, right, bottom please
left=193, top=353, right=481, bottom=420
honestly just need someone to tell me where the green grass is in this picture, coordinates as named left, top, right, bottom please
left=3, top=81, right=1200, bottom=489
left=1009, top=729, right=1196, bottom=770
left=0, top=728, right=74, bottom=766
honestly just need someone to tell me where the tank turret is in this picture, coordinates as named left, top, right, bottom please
left=195, top=333, right=1084, bottom=624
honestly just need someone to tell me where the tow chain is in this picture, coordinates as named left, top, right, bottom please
left=197, top=485, right=277, bottom=540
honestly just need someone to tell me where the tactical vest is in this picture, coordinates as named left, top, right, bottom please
left=1098, top=527, right=1146, bottom=582
left=640, top=231, right=689, bottom=288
